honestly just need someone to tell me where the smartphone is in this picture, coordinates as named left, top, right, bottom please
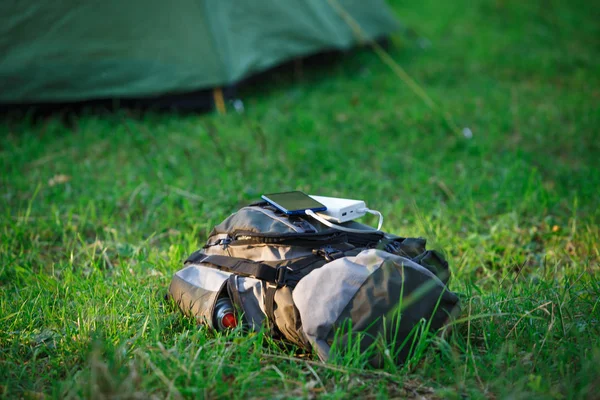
left=261, top=191, right=327, bottom=215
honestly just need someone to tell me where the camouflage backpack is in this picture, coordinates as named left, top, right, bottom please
left=168, top=202, right=460, bottom=365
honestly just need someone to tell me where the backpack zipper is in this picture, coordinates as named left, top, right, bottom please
left=212, top=231, right=346, bottom=248
left=233, top=232, right=345, bottom=244
left=206, top=231, right=347, bottom=250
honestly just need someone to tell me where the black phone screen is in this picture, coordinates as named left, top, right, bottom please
left=261, top=191, right=326, bottom=214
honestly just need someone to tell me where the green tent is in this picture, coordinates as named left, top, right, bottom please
left=1, top=0, right=399, bottom=108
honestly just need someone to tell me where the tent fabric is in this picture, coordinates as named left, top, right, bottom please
left=0, top=0, right=400, bottom=104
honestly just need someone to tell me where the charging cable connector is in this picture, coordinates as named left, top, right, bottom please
left=359, top=208, right=383, bottom=230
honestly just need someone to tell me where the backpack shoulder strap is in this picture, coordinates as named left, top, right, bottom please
left=189, top=254, right=288, bottom=286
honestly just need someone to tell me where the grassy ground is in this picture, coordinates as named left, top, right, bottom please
left=2, top=0, right=599, bottom=398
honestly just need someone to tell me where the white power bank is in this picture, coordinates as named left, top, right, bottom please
left=308, top=195, right=366, bottom=223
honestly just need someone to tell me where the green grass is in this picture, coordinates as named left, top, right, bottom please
left=1, top=0, right=599, bottom=398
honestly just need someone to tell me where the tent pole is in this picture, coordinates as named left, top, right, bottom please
left=213, top=88, right=226, bottom=114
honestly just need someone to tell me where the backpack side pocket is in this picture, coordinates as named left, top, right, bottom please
left=227, top=275, right=267, bottom=331
left=273, top=286, right=312, bottom=350
left=292, top=249, right=460, bottom=365
left=168, top=264, right=231, bottom=329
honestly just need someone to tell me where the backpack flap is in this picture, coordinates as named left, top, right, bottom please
left=211, top=205, right=320, bottom=236
left=292, top=249, right=460, bottom=366
left=202, top=206, right=350, bottom=261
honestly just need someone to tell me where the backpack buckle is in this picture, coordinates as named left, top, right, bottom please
left=313, top=245, right=344, bottom=262
left=275, top=265, right=288, bottom=287
left=292, top=220, right=317, bottom=233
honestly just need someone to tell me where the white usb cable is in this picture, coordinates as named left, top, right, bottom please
left=362, top=208, right=383, bottom=230
left=304, top=208, right=383, bottom=233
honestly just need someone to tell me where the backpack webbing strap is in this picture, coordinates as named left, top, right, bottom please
left=264, top=285, right=278, bottom=332
left=199, top=255, right=288, bottom=287
left=227, top=275, right=248, bottom=326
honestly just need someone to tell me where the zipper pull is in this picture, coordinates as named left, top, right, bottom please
left=220, top=236, right=232, bottom=249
